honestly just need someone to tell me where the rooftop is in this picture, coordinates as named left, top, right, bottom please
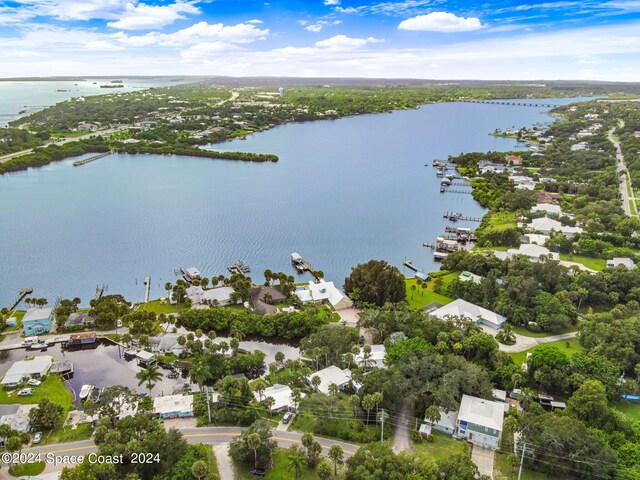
left=22, top=308, right=53, bottom=323
left=458, top=394, right=505, bottom=432
left=307, top=366, right=354, bottom=394
left=153, top=394, right=194, bottom=415
left=430, top=299, right=506, bottom=328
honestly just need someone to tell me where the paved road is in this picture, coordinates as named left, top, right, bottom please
left=608, top=121, right=635, bottom=217
left=499, top=331, right=578, bottom=354
left=0, top=426, right=359, bottom=474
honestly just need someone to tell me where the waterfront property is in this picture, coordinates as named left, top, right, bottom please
left=22, top=308, right=53, bottom=335
left=458, top=271, right=482, bottom=284
left=64, top=312, right=96, bottom=328
left=153, top=394, right=194, bottom=419
left=149, top=333, right=186, bottom=356
left=1, top=356, right=54, bottom=388
left=430, top=299, right=506, bottom=330
left=606, top=257, right=636, bottom=269
left=523, top=217, right=583, bottom=237
left=455, top=394, right=505, bottom=450
left=250, top=286, right=287, bottom=315
left=185, top=285, right=235, bottom=306
left=0, top=412, right=31, bottom=433
left=294, top=279, right=353, bottom=310
left=504, top=244, right=560, bottom=262
left=306, top=366, right=360, bottom=395
left=531, top=203, right=562, bottom=216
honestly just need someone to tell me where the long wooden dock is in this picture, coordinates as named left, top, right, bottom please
left=459, top=100, right=555, bottom=108
left=443, top=211, right=483, bottom=222
left=8, top=288, right=33, bottom=311
left=73, top=151, right=112, bottom=167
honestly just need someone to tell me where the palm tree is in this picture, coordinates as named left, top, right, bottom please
left=328, top=445, right=343, bottom=476
left=287, top=445, right=305, bottom=480
left=361, top=394, right=375, bottom=423
left=230, top=324, right=246, bottom=341
left=230, top=337, right=240, bottom=355
left=311, top=376, right=321, bottom=391
left=328, top=383, right=339, bottom=396
left=264, top=396, right=276, bottom=416
left=263, top=292, right=274, bottom=305
left=361, top=344, right=373, bottom=371
left=424, top=405, right=441, bottom=425
left=164, top=282, right=172, bottom=301
left=253, top=380, right=267, bottom=401
left=201, top=277, right=209, bottom=289
left=121, top=333, right=132, bottom=347
left=275, top=351, right=285, bottom=367
left=371, top=392, right=383, bottom=423
left=190, top=360, right=212, bottom=391
left=136, top=364, right=163, bottom=396
left=246, top=432, right=262, bottom=469
left=349, top=395, right=361, bottom=418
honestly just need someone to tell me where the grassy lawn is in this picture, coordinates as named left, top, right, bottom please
left=494, top=452, right=566, bottom=480
left=4, top=309, right=25, bottom=332
left=8, top=461, right=46, bottom=477
left=235, top=448, right=343, bottom=480
left=0, top=374, right=72, bottom=412
left=512, top=325, right=578, bottom=338
left=41, top=423, right=94, bottom=445
left=413, top=431, right=468, bottom=463
left=559, top=254, right=605, bottom=271
left=614, top=401, right=640, bottom=421
left=404, top=278, right=453, bottom=309
left=486, top=212, right=518, bottom=231
left=509, top=338, right=583, bottom=366
left=138, top=300, right=187, bottom=314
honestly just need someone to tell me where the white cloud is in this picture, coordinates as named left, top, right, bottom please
left=324, top=0, right=340, bottom=4
left=107, top=1, right=200, bottom=30
left=398, top=12, right=483, bottom=32
left=118, top=21, right=269, bottom=47
left=246, top=19, right=263, bottom=24
left=181, top=41, right=241, bottom=60
left=333, top=6, right=362, bottom=13
left=304, top=20, right=341, bottom=32
left=84, top=40, right=124, bottom=50
left=315, top=34, right=384, bottom=50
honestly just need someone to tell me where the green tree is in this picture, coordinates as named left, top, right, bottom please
left=246, top=433, right=262, bottom=470
left=343, top=260, right=406, bottom=306
left=566, top=379, right=611, bottom=428
left=317, top=460, right=332, bottom=480
left=287, top=445, right=306, bottom=480
left=328, top=445, right=343, bottom=476
left=135, top=363, right=163, bottom=396
left=190, top=459, right=209, bottom=480
left=29, top=398, right=64, bottom=431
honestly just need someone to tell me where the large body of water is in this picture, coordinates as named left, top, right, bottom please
left=0, top=98, right=585, bottom=306
left=0, top=78, right=185, bottom=126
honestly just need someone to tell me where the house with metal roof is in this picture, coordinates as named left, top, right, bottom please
left=430, top=299, right=506, bottom=330
left=306, top=366, right=359, bottom=395
left=254, top=384, right=303, bottom=412
left=506, top=244, right=560, bottom=262
left=1, top=356, right=54, bottom=388
left=354, top=345, right=387, bottom=369
left=64, top=312, right=96, bottom=328
left=455, top=394, right=505, bottom=450
left=459, top=271, right=482, bottom=284
left=606, top=257, right=636, bottom=269
left=294, top=279, right=353, bottom=310
left=525, top=217, right=583, bottom=237
left=22, top=308, right=53, bottom=335
left=153, top=394, right=194, bottom=419
left=185, top=285, right=235, bottom=306
left=422, top=407, right=458, bottom=436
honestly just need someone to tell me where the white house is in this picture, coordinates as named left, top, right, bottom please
left=506, top=244, right=560, bottom=262
left=526, top=217, right=583, bottom=237
left=153, top=394, right=194, bottom=419
left=422, top=407, right=458, bottom=436
left=354, top=345, right=386, bottom=369
left=508, top=175, right=537, bottom=190
left=254, top=384, right=303, bottom=412
left=532, top=203, right=562, bottom=216
left=294, top=279, right=353, bottom=310
left=458, top=271, right=482, bottom=284
left=185, top=285, right=235, bottom=306
left=606, top=257, right=636, bottom=269
left=1, top=356, right=54, bottom=388
left=522, top=234, right=550, bottom=246
left=0, top=414, right=31, bottom=433
left=306, top=366, right=359, bottom=395
left=149, top=334, right=186, bottom=356
left=455, top=395, right=505, bottom=450
left=430, top=299, right=506, bottom=330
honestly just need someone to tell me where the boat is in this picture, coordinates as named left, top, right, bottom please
left=18, top=109, right=26, bottom=114
left=79, top=384, right=95, bottom=401
left=181, top=267, right=201, bottom=282
left=291, top=252, right=306, bottom=272
left=66, top=332, right=97, bottom=346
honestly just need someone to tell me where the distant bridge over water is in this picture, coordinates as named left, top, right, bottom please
left=459, top=100, right=556, bottom=108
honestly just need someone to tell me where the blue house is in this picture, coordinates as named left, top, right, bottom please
left=22, top=308, right=53, bottom=335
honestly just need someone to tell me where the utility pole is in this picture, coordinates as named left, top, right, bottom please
left=517, top=443, right=527, bottom=480
left=205, top=387, right=212, bottom=424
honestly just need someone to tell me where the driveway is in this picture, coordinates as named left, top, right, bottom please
left=471, top=445, right=495, bottom=479
left=337, top=307, right=360, bottom=326
left=498, top=331, right=578, bottom=354
left=213, top=443, right=236, bottom=480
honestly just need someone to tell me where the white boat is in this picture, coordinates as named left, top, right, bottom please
left=79, top=384, right=95, bottom=401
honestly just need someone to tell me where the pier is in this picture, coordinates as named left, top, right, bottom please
left=403, top=260, right=419, bottom=272
left=459, top=100, right=555, bottom=108
left=228, top=260, right=251, bottom=275
left=443, top=211, right=483, bottom=222
left=440, top=188, right=472, bottom=195
left=72, top=151, right=112, bottom=167
left=8, top=288, right=33, bottom=311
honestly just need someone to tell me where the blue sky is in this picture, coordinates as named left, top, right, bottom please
left=1, top=0, right=640, bottom=79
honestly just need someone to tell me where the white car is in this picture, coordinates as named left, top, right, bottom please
left=27, top=379, right=41, bottom=387
left=116, top=320, right=123, bottom=328
left=32, top=432, right=42, bottom=444
left=18, top=388, right=34, bottom=396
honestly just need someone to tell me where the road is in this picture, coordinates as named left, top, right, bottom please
left=608, top=120, right=635, bottom=217
left=498, top=331, right=578, bottom=354
left=0, top=426, right=359, bottom=475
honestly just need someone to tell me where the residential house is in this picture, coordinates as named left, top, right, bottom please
left=455, top=394, right=505, bottom=450
left=506, top=244, right=560, bottom=262
left=64, top=312, right=96, bottom=328
left=422, top=407, right=458, bottom=436
left=0, top=414, right=31, bottom=433
left=253, top=384, right=303, bottom=412
left=606, top=257, right=636, bottom=269
left=294, top=279, right=353, bottom=310
left=522, top=234, right=550, bottom=246
left=185, top=285, right=235, bottom=306
left=505, top=155, right=523, bottom=165
left=354, top=345, right=386, bottom=369
left=458, top=271, right=482, bottom=284
left=430, top=299, right=506, bottom=330
left=149, top=334, right=186, bottom=357
left=508, top=175, right=537, bottom=190
left=250, top=286, right=286, bottom=315
left=525, top=217, right=583, bottom=237
left=306, top=366, right=359, bottom=395
left=531, top=203, right=562, bottom=216
left=153, top=394, right=194, bottom=419
left=22, top=308, right=53, bottom=335
left=535, top=191, right=562, bottom=204
left=1, top=356, right=54, bottom=388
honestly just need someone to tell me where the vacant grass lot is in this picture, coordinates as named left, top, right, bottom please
left=413, top=431, right=468, bottom=463
left=235, top=448, right=342, bottom=480
left=404, top=278, right=453, bottom=310
left=0, top=374, right=72, bottom=412
left=559, top=254, right=606, bottom=271
left=138, top=300, right=187, bottom=314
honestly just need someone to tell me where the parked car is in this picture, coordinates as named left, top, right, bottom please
left=116, top=320, right=122, bottom=328
left=250, top=468, right=267, bottom=477
left=282, top=412, right=294, bottom=424
left=32, top=432, right=42, bottom=444
left=18, top=388, right=34, bottom=396
left=27, top=379, right=41, bottom=387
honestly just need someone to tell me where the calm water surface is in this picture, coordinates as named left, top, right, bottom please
left=0, top=98, right=585, bottom=305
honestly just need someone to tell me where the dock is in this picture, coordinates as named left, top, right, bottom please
left=228, top=260, right=251, bottom=275
left=95, top=284, right=106, bottom=300
left=8, top=288, right=33, bottom=311
left=459, top=100, right=555, bottom=108
left=143, top=276, right=151, bottom=303
left=72, top=151, right=112, bottom=167
left=440, top=188, right=473, bottom=195
left=443, top=211, right=483, bottom=222
left=403, top=260, right=419, bottom=272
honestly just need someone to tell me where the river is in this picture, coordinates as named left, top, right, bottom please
left=0, top=98, right=586, bottom=306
